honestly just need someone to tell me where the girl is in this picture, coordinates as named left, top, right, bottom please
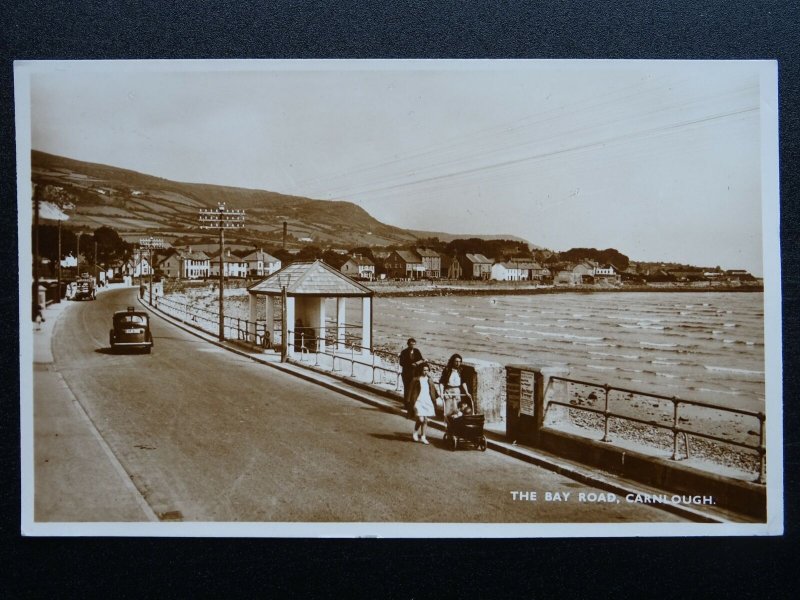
left=439, top=353, right=473, bottom=419
left=408, top=362, right=439, bottom=444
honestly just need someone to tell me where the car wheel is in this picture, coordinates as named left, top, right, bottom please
left=449, top=436, right=457, bottom=451
left=478, top=436, right=487, bottom=452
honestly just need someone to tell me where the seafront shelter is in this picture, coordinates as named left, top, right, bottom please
left=246, top=260, right=374, bottom=356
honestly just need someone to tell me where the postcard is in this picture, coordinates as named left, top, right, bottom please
left=16, top=59, right=782, bottom=537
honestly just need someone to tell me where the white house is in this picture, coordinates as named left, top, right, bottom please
left=242, top=249, right=281, bottom=277
left=340, top=254, right=376, bottom=280
left=490, top=261, right=523, bottom=281
left=158, top=247, right=211, bottom=279
left=208, top=250, right=248, bottom=278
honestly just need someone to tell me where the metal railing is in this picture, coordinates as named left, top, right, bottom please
left=545, top=376, right=766, bottom=483
left=290, top=330, right=447, bottom=393
left=155, top=294, right=273, bottom=347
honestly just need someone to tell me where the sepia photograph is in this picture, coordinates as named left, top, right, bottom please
left=16, top=59, right=782, bottom=536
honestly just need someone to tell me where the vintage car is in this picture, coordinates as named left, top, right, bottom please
left=72, top=274, right=96, bottom=300
left=109, top=306, right=153, bottom=353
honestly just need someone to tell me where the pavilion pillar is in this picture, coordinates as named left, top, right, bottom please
left=336, top=297, right=346, bottom=351
left=265, top=295, right=274, bottom=348
left=361, top=296, right=371, bottom=355
left=286, top=295, right=296, bottom=356
left=248, top=293, right=258, bottom=343
left=317, top=297, right=327, bottom=353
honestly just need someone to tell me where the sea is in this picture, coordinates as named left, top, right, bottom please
left=363, top=291, right=765, bottom=412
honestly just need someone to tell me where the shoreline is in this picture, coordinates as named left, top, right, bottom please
left=364, top=282, right=764, bottom=298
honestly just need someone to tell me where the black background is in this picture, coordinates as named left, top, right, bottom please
left=2, top=1, right=797, bottom=597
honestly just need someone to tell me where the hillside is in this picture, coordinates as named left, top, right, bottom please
left=31, top=151, right=532, bottom=249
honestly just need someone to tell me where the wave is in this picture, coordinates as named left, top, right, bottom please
left=534, top=330, right=605, bottom=341
left=589, top=351, right=640, bottom=359
left=640, top=341, right=678, bottom=348
left=704, top=365, right=764, bottom=376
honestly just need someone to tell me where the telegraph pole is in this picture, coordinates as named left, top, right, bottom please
left=56, top=220, right=62, bottom=303
left=140, top=236, right=165, bottom=306
left=199, top=203, right=245, bottom=341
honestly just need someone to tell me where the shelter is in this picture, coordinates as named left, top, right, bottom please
left=247, top=260, right=374, bottom=355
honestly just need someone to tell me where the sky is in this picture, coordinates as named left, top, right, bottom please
left=25, top=60, right=775, bottom=276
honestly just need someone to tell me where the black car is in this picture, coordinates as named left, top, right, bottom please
left=109, top=307, right=153, bottom=353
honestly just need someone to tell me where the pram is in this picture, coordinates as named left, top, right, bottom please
left=443, top=396, right=486, bottom=451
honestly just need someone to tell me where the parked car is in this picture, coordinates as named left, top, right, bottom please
left=109, top=306, right=153, bottom=353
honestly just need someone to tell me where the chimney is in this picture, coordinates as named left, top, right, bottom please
left=283, top=221, right=287, bottom=249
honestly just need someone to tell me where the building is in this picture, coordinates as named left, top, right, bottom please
left=125, top=251, right=152, bottom=278
left=555, top=261, right=595, bottom=285
left=340, top=254, right=376, bottom=280
left=208, top=249, right=248, bottom=278
left=158, top=247, right=211, bottom=279
left=490, top=261, right=523, bottom=281
left=414, top=248, right=442, bottom=279
left=593, top=263, right=621, bottom=283
left=441, top=254, right=463, bottom=279
left=241, top=249, right=281, bottom=278
left=384, top=250, right=425, bottom=279
left=456, top=253, right=493, bottom=280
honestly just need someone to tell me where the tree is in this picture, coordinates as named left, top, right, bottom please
left=92, top=226, right=131, bottom=265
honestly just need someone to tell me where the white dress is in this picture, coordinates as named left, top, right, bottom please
left=413, top=377, right=436, bottom=418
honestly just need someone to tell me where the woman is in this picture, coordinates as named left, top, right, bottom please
left=408, top=362, right=439, bottom=444
left=439, top=353, right=473, bottom=420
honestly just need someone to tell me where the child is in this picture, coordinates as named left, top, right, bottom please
left=408, top=362, right=439, bottom=444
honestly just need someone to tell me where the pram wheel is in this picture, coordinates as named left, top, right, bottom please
left=448, top=434, right=457, bottom=451
left=478, top=436, right=487, bottom=451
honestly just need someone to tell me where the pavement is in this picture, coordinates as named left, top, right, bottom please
left=27, top=284, right=744, bottom=524
left=31, top=285, right=157, bottom=523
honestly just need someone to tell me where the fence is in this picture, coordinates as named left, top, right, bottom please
left=155, top=293, right=272, bottom=347
left=544, top=375, right=766, bottom=483
left=290, top=330, right=448, bottom=393
left=154, top=294, right=436, bottom=388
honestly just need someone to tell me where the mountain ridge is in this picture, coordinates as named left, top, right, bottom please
left=31, top=150, right=533, bottom=249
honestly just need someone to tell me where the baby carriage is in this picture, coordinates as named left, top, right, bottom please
left=442, top=395, right=486, bottom=451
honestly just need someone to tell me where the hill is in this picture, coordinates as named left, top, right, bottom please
left=31, top=151, right=532, bottom=250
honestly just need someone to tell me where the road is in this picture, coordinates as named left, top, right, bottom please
left=39, top=287, right=686, bottom=523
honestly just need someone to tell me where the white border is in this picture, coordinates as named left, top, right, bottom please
left=16, top=59, right=783, bottom=537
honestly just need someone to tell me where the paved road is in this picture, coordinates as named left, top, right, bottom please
left=41, top=287, right=686, bottom=523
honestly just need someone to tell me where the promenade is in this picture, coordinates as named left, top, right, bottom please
left=26, top=284, right=746, bottom=526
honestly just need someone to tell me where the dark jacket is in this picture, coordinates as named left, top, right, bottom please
left=399, top=347, right=424, bottom=375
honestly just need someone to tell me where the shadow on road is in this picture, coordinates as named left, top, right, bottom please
left=369, top=432, right=447, bottom=450
left=369, top=432, right=415, bottom=443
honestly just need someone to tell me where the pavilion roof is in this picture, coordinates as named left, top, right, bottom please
left=247, top=260, right=373, bottom=297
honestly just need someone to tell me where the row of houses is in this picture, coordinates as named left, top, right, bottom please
left=120, top=247, right=283, bottom=280
left=342, top=249, right=554, bottom=282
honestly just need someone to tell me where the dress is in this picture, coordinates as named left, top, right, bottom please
left=413, top=377, right=436, bottom=418
left=442, top=370, right=462, bottom=403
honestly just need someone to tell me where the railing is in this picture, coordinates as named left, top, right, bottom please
left=155, top=294, right=273, bottom=347
left=290, top=330, right=447, bottom=394
left=545, top=376, right=766, bottom=483
left=155, top=292, right=449, bottom=399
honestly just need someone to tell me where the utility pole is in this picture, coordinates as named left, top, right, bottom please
left=76, top=231, right=82, bottom=275
left=56, top=220, right=61, bottom=303
left=140, top=236, right=165, bottom=306
left=199, top=203, right=245, bottom=341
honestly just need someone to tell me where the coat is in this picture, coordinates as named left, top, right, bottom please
left=408, top=377, right=440, bottom=406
